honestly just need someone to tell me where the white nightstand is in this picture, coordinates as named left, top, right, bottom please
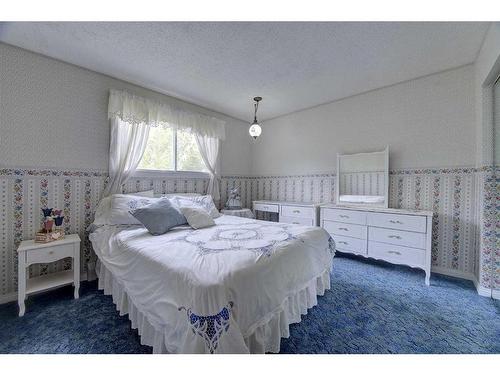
left=17, top=234, right=81, bottom=317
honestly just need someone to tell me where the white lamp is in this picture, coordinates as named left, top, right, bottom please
left=249, top=97, right=263, bottom=139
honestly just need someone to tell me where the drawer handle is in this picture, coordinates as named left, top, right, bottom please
left=293, top=210, right=301, bottom=214
left=263, top=206, right=268, bottom=209
left=389, top=220, right=403, bottom=224
left=48, top=250, right=54, bottom=255
left=339, top=227, right=349, bottom=231
left=292, top=222, right=300, bottom=224
left=338, top=241, right=348, bottom=245
left=388, top=250, right=401, bottom=255
left=339, top=215, right=349, bottom=218
left=388, top=235, right=402, bottom=239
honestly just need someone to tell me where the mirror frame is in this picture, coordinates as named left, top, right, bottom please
left=335, top=146, right=389, bottom=208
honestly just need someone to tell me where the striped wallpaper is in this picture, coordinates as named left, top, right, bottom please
left=0, top=165, right=497, bottom=299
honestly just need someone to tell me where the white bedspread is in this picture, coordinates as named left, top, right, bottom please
left=89, top=215, right=335, bottom=353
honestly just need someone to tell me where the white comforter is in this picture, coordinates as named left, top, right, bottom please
left=89, top=215, right=335, bottom=353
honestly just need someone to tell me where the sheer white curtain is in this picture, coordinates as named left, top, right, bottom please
left=104, top=118, right=151, bottom=196
left=105, top=90, right=226, bottom=197
left=195, top=134, right=221, bottom=201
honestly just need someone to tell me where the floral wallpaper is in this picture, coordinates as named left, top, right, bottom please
left=0, top=168, right=208, bottom=297
left=476, top=167, right=499, bottom=290
left=222, top=166, right=498, bottom=294
left=0, top=165, right=497, bottom=299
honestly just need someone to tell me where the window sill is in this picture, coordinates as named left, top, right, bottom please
left=133, top=169, right=210, bottom=179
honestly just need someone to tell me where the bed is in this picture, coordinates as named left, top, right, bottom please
left=89, top=198, right=335, bottom=354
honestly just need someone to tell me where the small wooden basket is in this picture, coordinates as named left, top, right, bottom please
left=34, top=228, right=65, bottom=243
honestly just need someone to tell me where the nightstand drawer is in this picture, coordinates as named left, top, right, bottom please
left=279, top=215, right=314, bottom=226
left=26, top=243, right=75, bottom=265
left=281, top=205, right=314, bottom=219
left=253, top=203, right=279, bottom=213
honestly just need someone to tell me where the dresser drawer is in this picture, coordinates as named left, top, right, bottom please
left=323, top=220, right=367, bottom=239
left=321, top=208, right=366, bottom=225
left=369, top=227, right=426, bottom=249
left=333, top=235, right=367, bottom=256
left=253, top=203, right=279, bottom=213
left=368, top=241, right=425, bottom=268
left=26, top=243, right=75, bottom=265
left=367, top=212, right=427, bottom=233
left=279, top=215, right=314, bottom=226
left=281, top=205, right=314, bottom=219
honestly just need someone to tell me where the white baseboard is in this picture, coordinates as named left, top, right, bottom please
left=426, top=267, right=495, bottom=299
left=431, top=266, right=476, bottom=281
left=492, top=289, right=500, bottom=300
left=0, top=292, right=18, bottom=304
left=0, top=272, right=88, bottom=305
left=2, top=270, right=496, bottom=304
left=472, top=276, right=493, bottom=298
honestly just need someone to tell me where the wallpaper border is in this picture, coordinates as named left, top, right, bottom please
left=222, top=165, right=494, bottom=179
left=0, top=168, right=108, bottom=178
left=1, top=165, right=494, bottom=179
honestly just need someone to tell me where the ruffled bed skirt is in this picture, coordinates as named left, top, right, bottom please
left=97, top=260, right=331, bottom=354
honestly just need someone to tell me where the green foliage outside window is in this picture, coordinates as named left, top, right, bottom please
left=138, top=126, right=207, bottom=172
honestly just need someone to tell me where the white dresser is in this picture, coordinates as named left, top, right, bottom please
left=320, top=205, right=433, bottom=285
left=253, top=200, right=322, bottom=226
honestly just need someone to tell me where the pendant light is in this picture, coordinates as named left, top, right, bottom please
left=249, top=96, right=262, bottom=139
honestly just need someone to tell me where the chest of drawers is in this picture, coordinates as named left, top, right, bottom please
left=320, top=205, right=433, bottom=285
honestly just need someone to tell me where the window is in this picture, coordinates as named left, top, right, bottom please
left=138, top=127, right=207, bottom=173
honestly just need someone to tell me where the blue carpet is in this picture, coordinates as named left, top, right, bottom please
left=0, top=254, right=498, bottom=354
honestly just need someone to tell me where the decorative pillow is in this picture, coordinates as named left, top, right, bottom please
left=174, top=195, right=221, bottom=219
left=180, top=206, right=215, bottom=229
left=108, top=194, right=159, bottom=225
left=129, top=198, right=187, bottom=235
left=91, top=190, right=155, bottom=227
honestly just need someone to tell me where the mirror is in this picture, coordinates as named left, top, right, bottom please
left=336, top=147, right=389, bottom=208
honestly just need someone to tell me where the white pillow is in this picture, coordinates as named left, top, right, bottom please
left=93, top=190, right=154, bottom=226
left=180, top=206, right=215, bottom=229
left=108, top=194, right=159, bottom=225
left=173, top=195, right=221, bottom=219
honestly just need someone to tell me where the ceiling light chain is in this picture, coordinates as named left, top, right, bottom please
left=249, top=96, right=262, bottom=139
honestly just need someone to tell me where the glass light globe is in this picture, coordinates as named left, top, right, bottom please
left=249, top=123, right=262, bottom=139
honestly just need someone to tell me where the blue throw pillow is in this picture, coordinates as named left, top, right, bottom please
left=129, top=198, right=187, bottom=235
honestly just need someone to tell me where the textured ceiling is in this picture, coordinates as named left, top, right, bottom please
left=0, top=22, right=489, bottom=121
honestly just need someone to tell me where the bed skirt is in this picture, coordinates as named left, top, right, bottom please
left=97, top=260, right=331, bottom=353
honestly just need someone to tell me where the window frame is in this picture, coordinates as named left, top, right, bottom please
left=134, top=127, right=209, bottom=178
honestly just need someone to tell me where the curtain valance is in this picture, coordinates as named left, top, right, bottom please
left=108, top=89, right=226, bottom=140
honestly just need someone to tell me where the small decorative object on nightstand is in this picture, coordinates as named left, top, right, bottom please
left=35, top=207, right=65, bottom=243
left=224, top=187, right=242, bottom=210
left=221, top=208, right=255, bottom=219
left=17, top=234, right=81, bottom=316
